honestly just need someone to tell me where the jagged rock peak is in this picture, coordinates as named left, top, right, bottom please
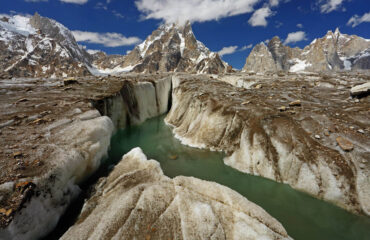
left=0, top=13, right=92, bottom=78
left=243, top=42, right=277, bottom=73
left=269, top=36, right=282, bottom=43
left=114, top=21, right=232, bottom=74
left=243, top=28, right=370, bottom=73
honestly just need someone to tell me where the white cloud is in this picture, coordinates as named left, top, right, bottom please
left=347, top=12, right=370, bottom=27
left=25, top=0, right=48, bottom=2
left=86, top=49, right=102, bottom=54
left=318, top=0, right=347, bottom=14
left=112, top=10, right=124, bottom=19
left=72, top=31, right=141, bottom=47
left=218, top=46, right=238, bottom=57
left=135, top=0, right=260, bottom=24
left=241, top=44, right=253, bottom=50
left=248, top=7, right=274, bottom=27
left=218, top=44, right=252, bottom=56
left=275, top=21, right=283, bottom=28
left=60, top=0, right=88, bottom=4
left=296, top=23, right=303, bottom=28
left=269, top=0, right=279, bottom=7
left=283, top=31, right=307, bottom=44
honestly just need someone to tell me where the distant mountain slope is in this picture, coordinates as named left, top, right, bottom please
left=243, top=28, right=370, bottom=73
left=94, top=22, right=232, bottom=74
left=0, top=13, right=91, bottom=78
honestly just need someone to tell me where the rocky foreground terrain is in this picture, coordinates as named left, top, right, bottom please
left=167, top=73, right=370, bottom=215
left=61, top=148, right=291, bottom=240
left=0, top=71, right=369, bottom=239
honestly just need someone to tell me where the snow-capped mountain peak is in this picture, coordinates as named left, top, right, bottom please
left=93, top=21, right=232, bottom=74
left=0, top=13, right=92, bottom=78
left=243, top=28, right=370, bottom=73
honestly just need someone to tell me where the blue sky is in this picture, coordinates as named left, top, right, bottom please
left=1, top=0, right=369, bottom=69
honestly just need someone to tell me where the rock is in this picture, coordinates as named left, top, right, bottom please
left=336, top=136, right=354, bottom=151
left=169, top=155, right=178, bottom=160
left=350, top=82, right=370, bottom=97
left=358, top=129, right=365, bottom=134
left=61, top=148, right=291, bottom=240
left=255, top=84, right=262, bottom=89
left=0, top=120, right=14, bottom=129
left=12, top=152, right=23, bottom=158
left=243, top=43, right=277, bottom=73
left=315, top=135, right=321, bottom=139
left=15, top=98, right=28, bottom=104
left=0, top=209, right=12, bottom=217
left=324, top=130, right=330, bottom=136
left=289, top=100, right=301, bottom=107
left=75, top=110, right=101, bottom=121
left=63, top=78, right=79, bottom=85
left=278, top=106, right=287, bottom=112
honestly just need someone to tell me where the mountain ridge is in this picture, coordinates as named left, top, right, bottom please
left=0, top=13, right=369, bottom=78
left=93, top=21, right=232, bottom=74
left=243, top=28, right=370, bottom=73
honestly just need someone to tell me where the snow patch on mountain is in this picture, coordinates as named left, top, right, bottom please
left=290, top=59, right=311, bottom=72
left=0, top=15, right=36, bottom=37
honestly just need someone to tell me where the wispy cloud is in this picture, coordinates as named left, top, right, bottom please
left=347, top=12, right=370, bottom=27
left=317, top=0, right=347, bottom=14
left=248, top=7, right=274, bottom=27
left=283, top=31, right=307, bottom=44
left=218, top=46, right=238, bottom=57
left=72, top=31, right=141, bottom=47
left=241, top=44, right=253, bottom=50
left=60, top=0, right=88, bottom=4
left=296, top=23, right=303, bottom=28
left=25, top=0, right=48, bottom=2
left=26, top=0, right=89, bottom=3
left=134, top=0, right=260, bottom=24
left=218, top=44, right=252, bottom=57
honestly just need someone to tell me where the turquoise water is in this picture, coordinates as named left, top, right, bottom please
left=108, top=115, right=370, bottom=240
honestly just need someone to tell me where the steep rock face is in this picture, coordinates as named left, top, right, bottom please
left=61, top=148, right=291, bottom=240
left=94, top=75, right=172, bottom=128
left=90, top=51, right=129, bottom=74
left=267, top=36, right=301, bottom=71
left=243, top=29, right=370, bottom=73
left=166, top=74, right=370, bottom=216
left=351, top=49, right=370, bottom=70
left=243, top=43, right=277, bottom=73
left=302, top=29, right=345, bottom=71
left=0, top=13, right=91, bottom=78
left=105, top=22, right=231, bottom=74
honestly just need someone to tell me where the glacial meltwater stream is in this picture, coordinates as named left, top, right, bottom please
left=107, top=115, right=370, bottom=240
left=47, top=115, right=370, bottom=240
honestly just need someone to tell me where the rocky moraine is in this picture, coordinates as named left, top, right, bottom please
left=0, top=71, right=369, bottom=239
left=0, top=11, right=369, bottom=240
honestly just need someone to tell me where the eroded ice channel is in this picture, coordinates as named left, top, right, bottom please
left=47, top=115, right=370, bottom=240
